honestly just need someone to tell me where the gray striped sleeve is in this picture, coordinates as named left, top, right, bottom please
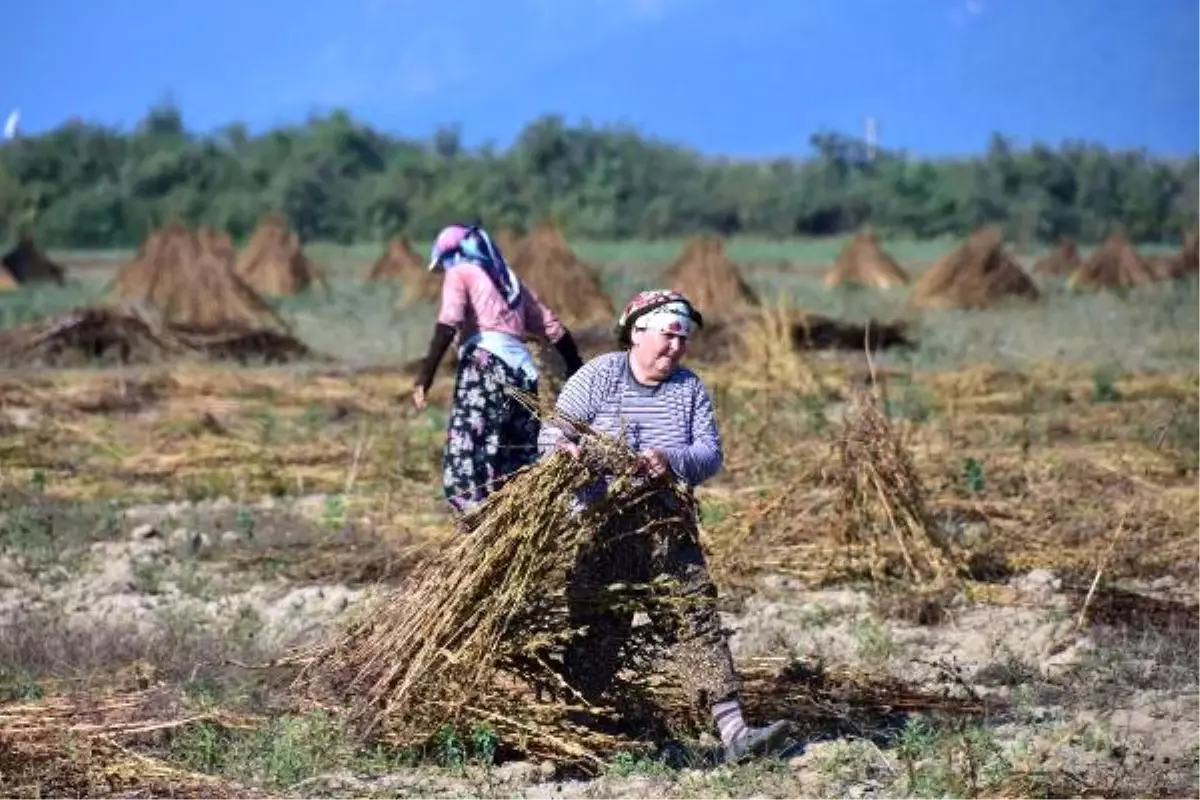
left=661, top=375, right=724, bottom=486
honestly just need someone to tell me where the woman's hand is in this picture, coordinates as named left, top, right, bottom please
left=559, top=440, right=582, bottom=458
left=412, top=385, right=427, bottom=411
left=639, top=448, right=670, bottom=478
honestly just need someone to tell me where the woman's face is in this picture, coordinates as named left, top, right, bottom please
left=629, top=327, right=689, bottom=383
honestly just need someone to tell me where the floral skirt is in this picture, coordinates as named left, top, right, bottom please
left=442, top=343, right=540, bottom=513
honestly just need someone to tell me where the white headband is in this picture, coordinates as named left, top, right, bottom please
left=633, top=301, right=696, bottom=337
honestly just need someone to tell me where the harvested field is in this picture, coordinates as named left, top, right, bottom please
left=0, top=231, right=1197, bottom=798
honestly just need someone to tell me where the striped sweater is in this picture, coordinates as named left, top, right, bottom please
left=537, top=351, right=724, bottom=488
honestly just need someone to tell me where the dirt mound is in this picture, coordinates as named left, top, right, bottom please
left=823, top=232, right=909, bottom=289
left=367, top=236, right=442, bottom=303
left=1067, top=232, right=1158, bottom=291
left=908, top=226, right=1040, bottom=310
left=234, top=212, right=328, bottom=296
left=663, top=235, right=759, bottom=315
left=507, top=221, right=614, bottom=326
left=110, top=221, right=292, bottom=337
left=1032, top=237, right=1080, bottom=277
left=1, top=232, right=67, bottom=286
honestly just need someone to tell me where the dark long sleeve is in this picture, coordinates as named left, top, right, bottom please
left=553, top=330, right=584, bottom=379
left=414, top=322, right=456, bottom=391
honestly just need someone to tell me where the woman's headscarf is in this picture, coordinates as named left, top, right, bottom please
left=427, top=223, right=522, bottom=309
left=616, top=289, right=704, bottom=347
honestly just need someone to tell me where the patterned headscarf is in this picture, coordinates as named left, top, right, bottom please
left=427, top=223, right=522, bottom=309
left=616, top=289, right=704, bottom=347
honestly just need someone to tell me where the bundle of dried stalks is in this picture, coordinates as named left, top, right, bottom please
left=234, top=212, right=329, bottom=297
left=823, top=231, right=909, bottom=289
left=663, top=235, right=759, bottom=314
left=1032, top=237, right=1080, bottom=277
left=833, top=385, right=961, bottom=585
left=367, top=236, right=442, bottom=305
left=1067, top=232, right=1157, bottom=291
left=290, top=417, right=697, bottom=766
left=908, top=226, right=1040, bottom=309
left=507, top=221, right=613, bottom=326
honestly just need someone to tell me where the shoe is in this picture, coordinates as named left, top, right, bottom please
left=724, top=720, right=795, bottom=763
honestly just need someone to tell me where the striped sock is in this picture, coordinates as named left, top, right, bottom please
left=711, top=697, right=747, bottom=747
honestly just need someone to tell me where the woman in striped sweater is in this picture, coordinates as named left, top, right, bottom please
left=537, top=289, right=794, bottom=763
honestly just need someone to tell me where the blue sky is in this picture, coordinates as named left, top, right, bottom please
left=7, top=0, right=1198, bottom=157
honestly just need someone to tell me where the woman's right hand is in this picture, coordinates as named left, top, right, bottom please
left=412, top=385, right=427, bottom=410
left=559, top=440, right=582, bottom=458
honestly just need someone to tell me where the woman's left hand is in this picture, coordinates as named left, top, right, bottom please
left=639, top=448, right=670, bottom=478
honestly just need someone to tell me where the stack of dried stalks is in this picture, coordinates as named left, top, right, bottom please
left=291, top=418, right=691, bottom=766
left=823, top=231, right=909, bottom=289
left=234, top=212, right=329, bottom=297
left=1032, top=237, right=1080, bottom=277
left=507, top=221, right=614, bottom=326
left=833, top=385, right=960, bottom=585
left=663, top=235, right=759, bottom=314
left=713, top=382, right=961, bottom=592
left=908, top=226, right=1040, bottom=309
left=367, top=235, right=442, bottom=304
left=1067, top=232, right=1157, bottom=290
left=1, top=231, right=67, bottom=286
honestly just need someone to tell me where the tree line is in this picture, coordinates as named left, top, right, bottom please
left=1, top=103, right=1196, bottom=249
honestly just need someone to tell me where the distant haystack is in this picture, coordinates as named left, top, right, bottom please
left=507, top=221, right=614, bottom=326
left=197, top=225, right=236, bottom=262
left=823, top=231, right=909, bottom=290
left=1148, top=230, right=1199, bottom=281
left=1066, top=232, right=1158, bottom=291
left=1, top=232, right=67, bottom=286
left=234, top=212, right=328, bottom=297
left=0, top=265, right=16, bottom=291
left=662, top=235, right=759, bottom=314
left=1032, top=237, right=1080, bottom=277
left=908, top=226, right=1040, bottom=310
left=367, top=236, right=442, bottom=303
left=110, top=221, right=291, bottom=336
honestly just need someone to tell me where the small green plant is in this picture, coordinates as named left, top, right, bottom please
left=434, top=723, right=467, bottom=770
left=235, top=507, right=255, bottom=538
left=962, top=457, right=985, bottom=494
left=321, top=494, right=346, bottom=530
left=1091, top=365, right=1122, bottom=403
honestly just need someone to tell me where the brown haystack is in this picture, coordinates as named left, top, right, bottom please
left=197, top=225, right=236, bottom=262
left=234, top=212, right=328, bottom=296
left=0, top=265, right=16, bottom=290
left=823, top=232, right=909, bottom=289
left=507, top=221, right=614, bottom=326
left=1032, top=237, right=1080, bottom=277
left=109, top=221, right=292, bottom=337
left=1066, top=232, right=1158, bottom=291
left=367, top=236, right=442, bottom=303
left=1, top=232, right=67, bottom=286
left=908, top=226, right=1040, bottom=310
left=1148, top=230, right=1199, bottom=281
left=663, top=235, right=759, bottom=314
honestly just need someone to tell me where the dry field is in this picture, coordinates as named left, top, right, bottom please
left=1, top=237, right=1197, bottom=798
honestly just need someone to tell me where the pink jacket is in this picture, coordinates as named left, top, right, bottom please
left=436, top=263, right=567, bottom=343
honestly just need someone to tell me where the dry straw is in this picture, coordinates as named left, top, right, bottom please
left=290, top=401, right=703, bottom=766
